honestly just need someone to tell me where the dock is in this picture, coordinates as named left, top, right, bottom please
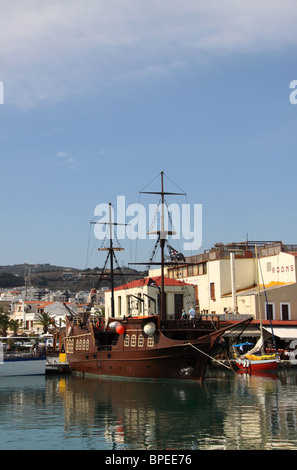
left=46, top=353, right=70, bottom=374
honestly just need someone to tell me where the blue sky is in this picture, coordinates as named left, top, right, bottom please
left=1, top=0, right=297, bottom=269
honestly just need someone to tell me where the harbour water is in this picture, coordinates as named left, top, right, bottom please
left=1, top=368, right=297, bottom=451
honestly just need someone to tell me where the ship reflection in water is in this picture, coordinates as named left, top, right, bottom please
left=1, top=370, right=297, bottom=450
left=59, top=370, right=297, bottom=450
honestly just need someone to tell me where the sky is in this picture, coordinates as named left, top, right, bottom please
left=1, top=0, right=297, bottom=269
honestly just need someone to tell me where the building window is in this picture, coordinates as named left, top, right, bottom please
left=210, top=282, right=215, bottom=301
left=138, top=294, right=142, bottom=314
left=131, top=334, right=137, bottom=347
left=147, top=334, right=154, bottom=347
left=266, top=303, right=275, bottom=321
left=281, top=303, right=291, bottom=321
left=138, top=334, right=144, bottom=347
left=199, top=263, right=206, bottom=275
left=124, top=334, right=130, bottom=347
left=188, top=265, right=193, bottom=276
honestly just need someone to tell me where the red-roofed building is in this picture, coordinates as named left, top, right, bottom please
left=104, top=276, right=196, bottom=320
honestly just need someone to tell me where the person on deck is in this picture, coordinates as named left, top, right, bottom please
left=189, top=307, right=196, bottom=320
left=181, top=309, right=187, bottom=319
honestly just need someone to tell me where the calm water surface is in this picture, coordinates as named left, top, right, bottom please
left=1, top=368, right=297, bottom=450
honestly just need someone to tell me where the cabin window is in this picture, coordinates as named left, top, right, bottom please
left=66, top=338, right=74, bottom=354
left=82, top=339, right=85, bottom=350
left=86, top=339, right=89, bottom=350
left=147, top=335, right=154, bottom=347
left=138, top=334, right=144, bottom=347
left=131, top=334, right=137, bottom=347
left=124, top=334, right=130, bottom=347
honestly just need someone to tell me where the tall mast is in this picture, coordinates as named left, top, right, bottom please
left=109, top=202, right=115, bottom=318
left=141, top=171, right=185, bottom=321
left=96, top=201, right=124, bottom=318
left=255, top=245, right=264, bottom=355
left=160, top=172, right=165, bottom=320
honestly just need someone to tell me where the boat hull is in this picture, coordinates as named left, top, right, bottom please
left=67, top=342, right=213, bottom=381
left=236, top=358, right=279, bottom=372
left=0, top=356, right=46, bottom=377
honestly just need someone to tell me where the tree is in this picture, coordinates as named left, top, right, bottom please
left=35, top=312, right=56, bottom=334
left=0, top=309, right=11, bottom=337
left=9, top=319, right=23, bottom=336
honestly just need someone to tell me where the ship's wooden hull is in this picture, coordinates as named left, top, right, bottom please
left=66, top=340, right=214, bottom=381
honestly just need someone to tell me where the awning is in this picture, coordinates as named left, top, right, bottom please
left=263, top=326, right=297, bottom=340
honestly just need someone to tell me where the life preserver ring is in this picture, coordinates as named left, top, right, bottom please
left=96, top=320, right=104, bottom=330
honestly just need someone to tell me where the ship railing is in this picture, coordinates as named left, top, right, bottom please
left=162, top=314, right=220, bottom=329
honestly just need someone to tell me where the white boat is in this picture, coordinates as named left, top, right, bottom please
left=0, top=340, right=46, bottom=377
left=0, top=354, right=46, bottom=377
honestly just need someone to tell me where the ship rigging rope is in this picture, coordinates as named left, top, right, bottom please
left=184, top=342, right=236, bottom=374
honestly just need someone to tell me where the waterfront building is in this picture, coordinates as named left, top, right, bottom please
left=10, top=299, right=79, bottom=335
left=165, top=242, right=297, bottom=320
left=165, top=241, right=297, bottom=348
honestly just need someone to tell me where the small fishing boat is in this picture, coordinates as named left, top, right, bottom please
left=235, top=246, right=279, bottom=372
left=236, top=353, right=279, bottom=372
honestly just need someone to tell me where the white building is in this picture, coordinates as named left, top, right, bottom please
left=10, top=300, right=79, bottom=335
left=104, top=276, right=196, bottom=320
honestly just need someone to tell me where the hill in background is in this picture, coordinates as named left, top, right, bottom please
left=0, top=263, right=146, bottom=291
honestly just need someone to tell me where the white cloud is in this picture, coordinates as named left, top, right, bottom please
left=57, top=151, right=67, bottom=158
left=55, top=150, right=75, bottom=166
left=1, top=0, right=297, bottom=106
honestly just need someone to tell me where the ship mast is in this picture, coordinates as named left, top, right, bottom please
left=96, top=202, right=124, bottom=318
left=140, top=171, right=185, bottom=321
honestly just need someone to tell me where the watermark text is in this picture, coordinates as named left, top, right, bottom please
left=94, top=196, right=202, bottom=251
